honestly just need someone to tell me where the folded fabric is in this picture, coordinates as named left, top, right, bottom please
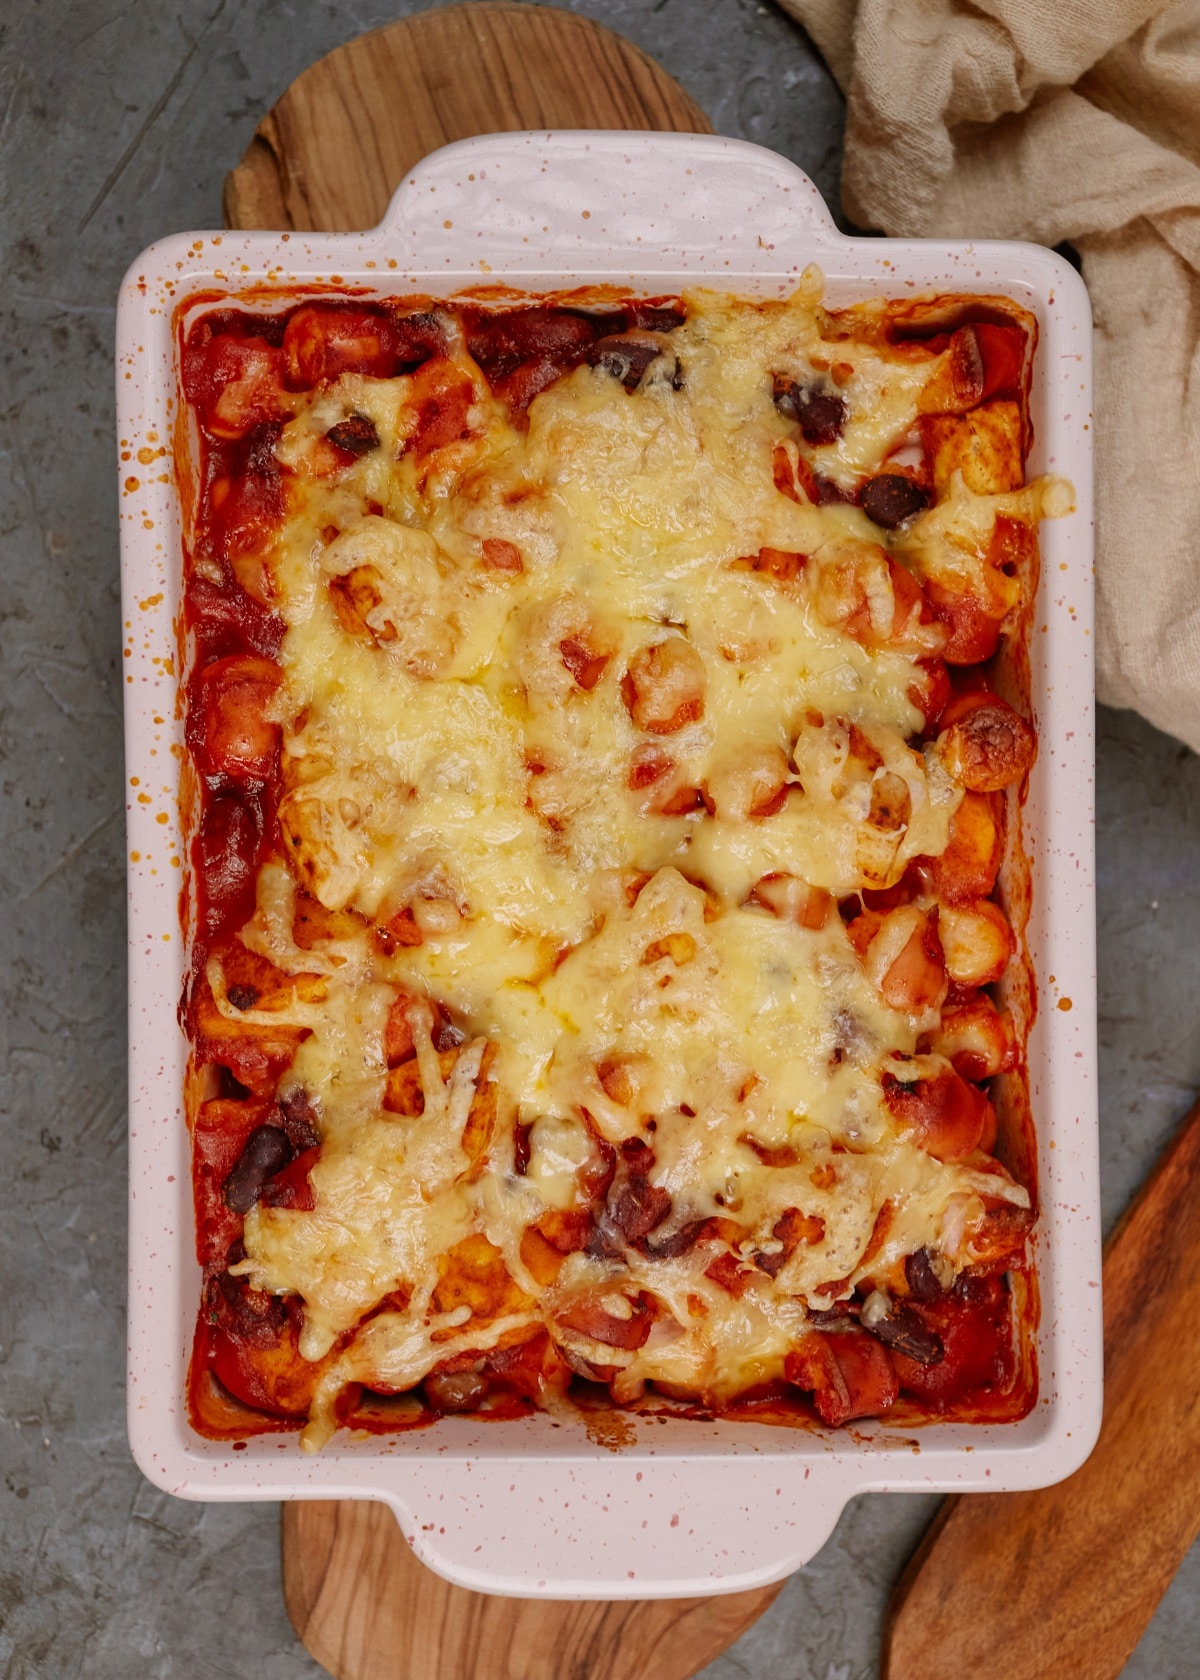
left=775, top=0, right=1200, bottom=755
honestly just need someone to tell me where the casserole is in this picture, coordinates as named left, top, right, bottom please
left=182, top=283, right=1052, bottom=1445
left=119, top=131, right=1099, bottom=1599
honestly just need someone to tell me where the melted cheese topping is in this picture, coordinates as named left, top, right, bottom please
left=221, top=283, right=1059, bottom=1448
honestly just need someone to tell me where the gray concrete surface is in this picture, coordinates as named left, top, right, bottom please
left=0, top=2, right=1196, bottom=1675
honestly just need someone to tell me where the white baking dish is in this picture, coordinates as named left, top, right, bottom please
left=118, top=131, right=1099, bottom=1600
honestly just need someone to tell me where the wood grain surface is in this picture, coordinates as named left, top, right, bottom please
left=885, top=1100, right=1200, bottom=1680
left=227, top=11, right=775, bottom=1678
left=223, top=0, right=711, bottom=232
left=282, top=1500, right=784, bottom=1680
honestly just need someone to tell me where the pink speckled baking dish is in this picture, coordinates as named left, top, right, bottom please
left=117, top=131, right=1099, bottom=1600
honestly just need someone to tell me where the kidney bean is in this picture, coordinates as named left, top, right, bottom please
left=278, top=1088, right=321, bottom=1152
left=772, top=375, right=847, bottom=445
left=425, top=1369, right=490, bottom=1412
left=325, top=415, right=380, bottom=456
left=586, top=331, right=673, bottom=390
left=859, top=473, right=931, bottom=529
left=222, top=1125, right=293, bottom=1215
left=641, top=1218, right=712, bottom=1260
left=866, top=1302, right=946, bottom=1365
left=609, top=1178, right=672, bottom=1242
left=623, top=303, right=685, bottom=333
left=904, top=1246, right=946, bottom=1303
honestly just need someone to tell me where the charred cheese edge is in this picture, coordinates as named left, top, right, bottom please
left=213, top=281, right=1068, bottom=1450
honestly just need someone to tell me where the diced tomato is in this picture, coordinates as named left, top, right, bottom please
left=845, top=907, right=884, bottom=959
left=432, top=1234, right=531, bottom=1322
left=495, top=354, right=573, bottom=415
left=188, top=575, right=285, bottom=663
left=373, top=906, right=423, bottom=954
left=291, top=892, right=364, bottom=951
left=189, top=964, right=309, bottom=1098
left=988, top=512, right=1038, bottom=584
left=922, top=577, right=1004, bottom=664
left=861, top=868, right=922, bottom=913
left=908, top=658, right=952, bottom=730
left=383, top=990, right=418, bottom=1066
left=704, top=1250, right=755, bottom=1298
left=559, top=635, right=611, bottom=691
left=485, top=1328, right=572, bottom=1404
left=814, top=551, right=934, bottom=651
left=733, top=544, right=808, bottom=583
left=557, top=1291, right=656, bottom=1351
left=773, top=442, right=801, bottom=503
left=480, top=537, right=523, bottom=573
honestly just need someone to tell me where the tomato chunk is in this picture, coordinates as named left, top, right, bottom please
left=204, top=424, right=287, bottom=571
left=465, top=307, right=595, bottom=381
left=557, top=1291, right=656, bottom=1351
left=922, top=577, right=1004, bottom=664
left=284, top=304, right=400, bottom=386
left=975, top=323, right=1027, bottom=401
left=194, top=788, right=268, bottom=942
left=203, top=1274, right=322, bottom=1418
left=891, top=1275, right=1018, bottom=1410
left=260, top=1145, right=320, bottom=1211
left=404, top=357, right=476, bottom=455
left=188, top=653, right=283, bottom=783
left=785, top=1330, right=898, bottom=1426
left=184, top=332, right=292, bottom=438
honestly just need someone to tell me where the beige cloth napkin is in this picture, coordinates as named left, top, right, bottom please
left=775, top=0, right=1200, bottom=755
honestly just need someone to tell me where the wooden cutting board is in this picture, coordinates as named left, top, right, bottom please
left=885, top=1099, right=1200, bottom=1680
left=225, top=10, right=782, bottom=1679
left=224, top=0, right=710, bottom=232
left=281, top=1499, right=783, bottom=1680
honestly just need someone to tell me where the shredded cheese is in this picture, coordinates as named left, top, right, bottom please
left=216, top=282, right=1060, bottom=1448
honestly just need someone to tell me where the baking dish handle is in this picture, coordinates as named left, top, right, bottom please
left=370, top=1455, right=846, bottom=1599
left=374, top=130, right=843, bottom=273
